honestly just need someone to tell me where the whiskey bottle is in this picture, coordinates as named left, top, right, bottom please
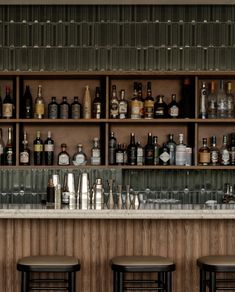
left=210, top=136, right=219, bottom=166
left=5, top=127, right=14, bottom=165
left=46, top=177, right=55, bottom=204
left=93, top=87, right=102, bottom=119
left=116, top=143, right=124, bottom=165
left=34, top=85, right=45, bottom=119
left=226, top=81, right=234, bottom=118
left=33, top=130, right=43, bottom=165
left=144, top=82, right=154, bottom=119
left=3, top=86, right=14, bottom=119
left=44, top=130, right=54, bottom=165
left=198, top=138, right=210, bottom=166
left=110, top=85, right=119, bottom=119
left=130, top=82, right=141, bottom=119
left=48, top=96, right=59, bottom=119
left=153, top=136, right=160, bottom=165
left=175, top=133, right=186, bottom=166
left=220, top=135, right=230, bottom=165
left=137, top=82, right=144, bottom=118
left=83, top=85, right=91, bottom=119
left=22, top=85, right=33, bottom=118
left=230, top=133, right=235, bottom=165
left=145, top=132, right=154, bottom=165
left=154, top=95, right=168, bottom=118
left=71, top=96, right=81, bottom=119
left=199, top=81, right=208, bottom=119
left=166, top=134, right=176, bottom=165
left=118, top=89, right=128, bottom=119
left=108, top=132, right=117, bottom=165
left=168, top=94, right=180, bottom=118
left=159, top=143, right=170, bottom=166
left=136, top=141, right=144, bottom=166
left=217, top=80, right=227, bottom=118
left=58, top=143, right=70, bottom=166
left=59, top=96, right=70, bottom=119
left=127, top=132, right=137, bottom=165
left=91, top=137, right=101, bottom=165
left=19, top=131, right=30, bottom=166
left=180, top=78, right=194, bottom=118
left=207, top=81, right=217, bottom=119
left=73, top=144, right=87, bottom=165
left=0, top=128, right=4, bottom=165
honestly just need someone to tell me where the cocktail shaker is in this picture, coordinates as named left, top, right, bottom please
left=92, top=178, right=104, bottom=210
left=77, top=172, right=90, bottom=209
left=67, top=173, right=76, bottom=208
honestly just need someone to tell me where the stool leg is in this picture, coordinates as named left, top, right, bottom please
left=165, top=272, right=172, bottom=292
left=21, top=271, right=29, bottom=292
left=209, top=272, right=216, bottom=292
left=158, top=272, right=164, bottom=289
left=68, top=272, right=76, bottom=292
left=200, top=269, right=206, bottom=292
left=117, top=271, right=124, bottom=292
left=113, top=271, right=117, bottom=292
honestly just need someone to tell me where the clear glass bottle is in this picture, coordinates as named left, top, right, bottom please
left=122, top=144, right=128, bottom=165
left=73, top=144, right=87, bottom=165
left=34, top=85, right=45, bottom=119
left=220, top=135, right=230, bottom=165
left=175, top=133, right=186, bottom=166
left=226, top=81, right=234, bottom=118
left=83, top=85, right=91, bottom=119
left=22, top=85, right=33, bottom=118
left=19, top=131, right=30, bottom=166
left=44, top=130, right=54, bottom=165
left=91, top=137, right=101, bottom=165
left=3, top=86, right=14, bottom=119
left=108, top=132, right=117, bottom=165
left=59, top=96, right=70, bottom=119
left=166, top=134, right=176, bottom=165
left=210, top=136, right=219, bottom=166
left=217, top=80, right=227, bottom=118
left=153, top=136, right=160, bottom=166
left=145, top=132, right=154, bottom=165
left=71, top=96, right=81, bottom=119
left=168, top=94, right=180, bottom=118
left=127, top=132, right=137, bottom=165
left=198, top=138, right=210, bottom=166
left=115, top=143, right=124, bottom=165
left=207, top=81, right=217, bottom=119
left=0, top=128, right=4, bottom=165
left=199, top=81, right=208, bottom=119
left=33, top=130, right=43, bottom=165
left=230, top=133, right=235, bottom=165
left=159, top=143, right=170, bottom=166
left=58, top=143, right=70, bottom=166
left=118, top=89, right=128, bottom=119
left=130, top=82, right=141, bottom=119
left=4, top=127, right=14, bottom=165
left=154, top=95, right=168, bottom=118
left=110, top=85, right=119, bottom=119
left=144, top=81, right=154, bottom=119
left=136, top=141, right=144, bottom=166
left=93, top=87, right=102, bottom=119
left=48, top=96, right=59, bottom=119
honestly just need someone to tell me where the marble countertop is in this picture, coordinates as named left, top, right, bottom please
left=0, top=204, right=234, bottom=219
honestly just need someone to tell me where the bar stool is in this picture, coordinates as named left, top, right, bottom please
left=197, top=255, right=235, bottom=292
left=17, top=255, right=80, bottom=292
left=111, top=256, right=175, bottom=292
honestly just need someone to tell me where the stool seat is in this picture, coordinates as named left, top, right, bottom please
left=197, top=255, right=235, bottom=272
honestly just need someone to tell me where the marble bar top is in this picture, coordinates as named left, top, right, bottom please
left=0, top=204, right=234, bottom=219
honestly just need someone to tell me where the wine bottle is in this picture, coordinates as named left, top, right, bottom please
left=4, top=127, right=14, bottom=165
left=0, top=128, right=5, bottom=165
left=19, top=131, right=30, bottom=166
left=3, top=86, right=14, bottom=119
left=44, top=130, right=54, bottom=165
left=33, top=130, right=43, bottom=165
left=22, top=85, right=33, bottom=118
left=34, top=85, right=45, bottom=119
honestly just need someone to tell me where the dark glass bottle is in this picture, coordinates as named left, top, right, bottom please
left=108, top=132, right=117, bottom=165
left=59, top=96, right=70, bottom=119
left=180, top=78, right=194, bottom=118
left=0, top=128, right=4, bottom=165
left=71, top=96, right=81, bottom=119
left=0, top=85, right=2, bottom=118
left=230, top=133, right=235, bottom=165
left=166, top=134, right=176, bottom=165
left=48, top=96, right=59, bottom=119
left=44, top=130, right=54, bottom=165
left=116, top=143, right=124, bottom=165
left=153, top=136, right=160, bottom=165
left=93, top=87, right=102, bottom=119
left=19, top=131, right=30, bottom=166
left=210, top=136, right=219, bottom=166
left=159, top=143, right=170, bottom=166
left=46, top=177, right=55, bottom=204
left=168, top=94, right=180, bottom=118
left=137, top=82, right=144, bottom=118
left=22, top=85, right=33, bottom=118
left=33, top=130, right=43, bottom=165
left=154, top=95, right=168, bottom=118
left=57, top=143, right=70, bottom=166
left=127, top=133, right=137, bottom=165
left=4, top=127, right=14, bottom=165
left=145, top=133, right=154, bottom=165
left=3, top=86, right=14, bottom=119
left=144, top=82, right=154, bottom=119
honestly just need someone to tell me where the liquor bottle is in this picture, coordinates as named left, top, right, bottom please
left=44, top=130, right=54, bottom=165
left=83, top=85, right=91, bottom=119
left=144, top=82, right=154, bottom=119
left=175, top=133, right=186, bottom=166
left=34, top=85, right=45, bottom=119
left=5, top=127, right=14, bottom=165
left=136, top=141, right=144, bottom=166
left=230, top=133, right=235, bottom=165
left=73, top=144, right=87, bottom=165
left=59, top=96, right=70, bottom=119
left=127, top=132, right=137, bottom=165
left=110, top=85, right=119, bottom=119
left=207, top=81, right=217, bottom=119
left=22, top=85, right=33, bottom=118
left=226, top=81, right=234, bottom=118
left=19, top=131, right=30, bottom=166
left=58, top=143, right=70, bottom=166
left=180, top=78, right=194, bottom=118
left=220, top=135, right=230, bottom=165
left=108, top=132, right=117, bottom=165
left=118, top=89, right=128, bottom=119
left=166, top=134, right=176, bottom=165
left=159, top=143, right=170, bottom=166
left=145, top=132, right=154, bottom=165
left=0, top=85, right=2, bottom=118
left=198, top=138, right=210, bottom=166
left=168, top=94, right=180, bottom=118
left=199, top=81, right=208, bottom=119
left=137, top=82, right=144, bottom=118
left=154, top=95, right=168, bottom=118
left=93, top=87, right=102, bottom=119
left=91, top=137, right=101, bottom=165
left=33, top=130, right=43, bottom=165
left=153, top=136, right=160, bottom=165
left=0, top=128, right=5, bottom=165
left=217, top=80, right=227, bottom=118
left=210, top=136, right=219, bottom=166
left=48, top=96, right=59, bottom=119
left=46, top=177, right=55, bottom=204
left=3, top=86, right=14, bottom=119
left=130, top=82, right=141, bottom=119
left=71, top=96, right=81, bottom=119
left=116, top=143, right=124, bottom=165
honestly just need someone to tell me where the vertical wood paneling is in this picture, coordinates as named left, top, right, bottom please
left=2, top=219, right=235, bottom=292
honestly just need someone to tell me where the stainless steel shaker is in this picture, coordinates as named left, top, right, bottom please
left=67, top=173, right=76, bottom=209
left=92, top=178, right=104, bottom=210
left=77, top=172, right=90, bottom=209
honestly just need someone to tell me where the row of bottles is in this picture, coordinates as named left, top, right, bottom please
left=200, top=80, right=235, bottom=119
left=109, top=132, right=192, bottom=166
left=198, top=133, right=235, bottom=166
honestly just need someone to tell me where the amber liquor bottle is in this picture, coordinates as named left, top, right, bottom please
left=198, top=138, right=210, bottom=166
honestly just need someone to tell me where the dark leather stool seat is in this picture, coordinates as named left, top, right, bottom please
left=17, top=255, right=80, bottom=292
left=197, top=255, right=235, bottom=292
left=111, top=256, right=175, bottom=292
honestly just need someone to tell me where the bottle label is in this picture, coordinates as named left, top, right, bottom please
left=231, top=150, right=235, bottom=165
left=110, top=102, right=119, bottom=118
left=48, top=104, right=58, bottom=119
left=35, top=103, right=45, bottom=116
left=60, top=104, right=69, bottom=119
left=116, top=152, right=124, bottom=164
left=221, top=150, right=230, bottom=165
left=144, top=100, right=154, bottom=119
left=34, top=144, right=43, bottom=152
left=210, top=150, right=219, bottom=164
left=83, top=104, right=91, bottom=119
left=44, top=144, right=54, bottom=152
left=58, top=154, right=69, bottom=165
left=175, top=147, right=186, bottom=165
left=169, top=105, right=179, bottom=117
left=74, top=154, right=85, bottom=165
left=119, top=103, right=128, bottom=119
left=92, top=149, right=100, bottom=158
left=3, top=103, right=13, bottom=118
left=155, top=107, right=165, bottom=117
left=0, top=145, right=3, bottom=155
left=71, top=104, right=81, bottom=119
left=131, top=100, right=141, bottom=119
left=199, top=152, right=210, bottom=164
left=137, top=147, right=144, bottom=165
left=20, top=151, right=29, bottom=164
left=91, top=157, right=101, bottom=165
left=6, top=149, right=13, bottom=164
left=93, top=102, right=101, bottom=118
left=159, top=151, right=170, bottom=163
